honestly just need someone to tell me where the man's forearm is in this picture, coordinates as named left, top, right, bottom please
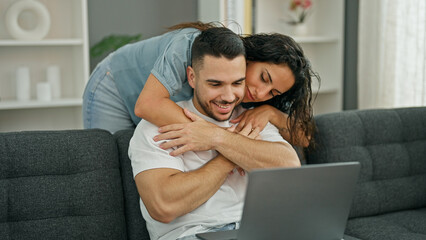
left=213, top=129, right=300, bottom=171
left=136, top=155, right=234, bottom=223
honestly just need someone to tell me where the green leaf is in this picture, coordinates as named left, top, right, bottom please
left=90, top=34, right=142, bottom=58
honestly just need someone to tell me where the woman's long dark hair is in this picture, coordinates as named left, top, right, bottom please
left=242, top=33, right=319, bottom=147
left=168, top=22, right=319, bottom=147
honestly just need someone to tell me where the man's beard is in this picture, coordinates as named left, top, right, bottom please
left=194, top=91, right=240, bottom=122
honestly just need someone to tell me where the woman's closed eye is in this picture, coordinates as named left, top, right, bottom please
left=261, top=73, right=275, bottom=97
left=261, top=73, right=268, bottom=83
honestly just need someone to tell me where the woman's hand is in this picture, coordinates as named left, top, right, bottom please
left=154, top=108, right=221, bottom=156
left=232, top=105, right=311, bottom=147
left=230, top=105, right=277, bottom=134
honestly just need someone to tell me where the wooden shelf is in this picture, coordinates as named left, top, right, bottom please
left=0, top=98, right=82, bottom=110
left=0, top=39, right=84, bottom=46
left=293, top=36, right=339, bottom=44
left=314, top=86, right=339, bottom=94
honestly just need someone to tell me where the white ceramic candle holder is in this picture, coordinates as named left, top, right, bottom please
left=36, top=82, right=52, bottom=101
left=16, top=67, right=31, bottom=101
left=47, top=65, right=61, bottom=99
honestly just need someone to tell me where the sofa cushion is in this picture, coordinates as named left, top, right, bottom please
left=345, top=207, right=426, bottom=240
left=306, top=107, right=426, bottom=218
left=114, top=129, right=150, bottom=240
left=344, top=234, right=362, bottom=240
left=0, top=129, right=127, bottom=239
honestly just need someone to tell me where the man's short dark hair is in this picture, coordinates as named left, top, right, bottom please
left=191, top=27, right=246, bottom=72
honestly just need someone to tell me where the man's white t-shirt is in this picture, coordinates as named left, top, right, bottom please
left=128, top=100, right=286, bottom=240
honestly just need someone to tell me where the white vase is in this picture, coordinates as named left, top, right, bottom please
left=292, top=23, right=309, bottom=36
left=5, top=0, right=51, bottom=40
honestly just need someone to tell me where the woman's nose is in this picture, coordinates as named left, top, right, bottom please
left=256, top=87, right=271, bottom=101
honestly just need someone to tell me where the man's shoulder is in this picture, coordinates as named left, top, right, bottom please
left=132, top=119, right=159, bottom=140
left=261, top=122, right=288, bottom=143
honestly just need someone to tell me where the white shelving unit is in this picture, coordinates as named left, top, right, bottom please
left=254, top=0, right=344, bottom=115
left=0, top=0, right=89, bottom=132
left=0, top=99, right=83, bottom=110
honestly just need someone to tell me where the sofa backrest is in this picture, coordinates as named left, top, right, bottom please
left=114, top=129, right=150, bottom=240
left=306, top=107, right=426, bottom=218
left=0, top=129, right=127, bottom=239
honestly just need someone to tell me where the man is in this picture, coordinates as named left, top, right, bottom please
left=128, top=27, right=300, bottom=240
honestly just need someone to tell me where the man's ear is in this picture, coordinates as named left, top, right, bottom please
left=187, top=66, right=196, bottom=89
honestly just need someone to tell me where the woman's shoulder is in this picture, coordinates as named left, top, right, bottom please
left=166, top=27, right=201, bottom=41
left=116, top=28, right=200, bottom=51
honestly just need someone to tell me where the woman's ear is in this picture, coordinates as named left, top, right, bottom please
left=187, top=66, right=196, bottom=89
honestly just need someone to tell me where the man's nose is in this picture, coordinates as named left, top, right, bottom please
left=221, top=86, right=236, bottom=102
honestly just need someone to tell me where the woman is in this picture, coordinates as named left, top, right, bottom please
left=83, top=22, right=318, bottom=147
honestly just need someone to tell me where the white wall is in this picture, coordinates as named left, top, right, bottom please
left=88, top=0, right=198, bottom=70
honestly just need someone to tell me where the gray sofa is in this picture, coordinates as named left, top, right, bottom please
left=0, top=129, right=149, bottom=240
left=1, top=107, right=425, bottom=239
left=306, top=107, right=426, bottom=240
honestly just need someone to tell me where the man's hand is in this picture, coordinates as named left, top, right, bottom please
left=154, top=108, right=221, bottom=156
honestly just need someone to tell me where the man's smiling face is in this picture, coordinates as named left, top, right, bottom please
left=187, top=54, right=246, bottom=121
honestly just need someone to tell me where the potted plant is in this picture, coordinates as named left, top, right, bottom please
left=287, top=0, right=312, bottom=36
left=90, top=34, right=142, bottom=59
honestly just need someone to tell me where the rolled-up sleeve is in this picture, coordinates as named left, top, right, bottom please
left=151, top=31, right=197, bottom=97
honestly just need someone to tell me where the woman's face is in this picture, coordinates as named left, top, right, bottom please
left=243, top=61, right=295, bottom=103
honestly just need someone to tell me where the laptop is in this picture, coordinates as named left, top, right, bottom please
left=196, top=162, right=360, bottom=240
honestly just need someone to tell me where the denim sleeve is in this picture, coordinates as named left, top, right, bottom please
left=151, top=32, right=195, bottom=97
